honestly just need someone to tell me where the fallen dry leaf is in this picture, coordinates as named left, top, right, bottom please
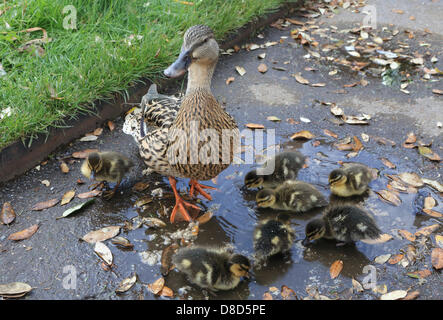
left=361, top=233, right=393, bottom=244
left=293, top=73, right=310, bottom=85
left=281, top=285, right=297, bottom=300
left=115, top=274, right=137, bottom=294
left=93, top=128, right=103, bottom=136
left=196, top=211, right=213, bottom=225
left=352, top=136, right=363, bottom=152
left=324, top=129, right=338, bottom=139
left=422, top=209, right=443, bottom=218
left=1, top=202, right=16, bottom=225
left=418, top=146, right=441, bottom=161
left=432, top=89, right=443, bottom=95
left=423, top=196, right=436, bottom=210
left=330, top=105, right=344, bottom=116
left=262, top=292, right=273, bottom=300
left=56, top=199, right=95, bottom=219
left=431, top=248, right=443, bottom=269
left=72, top=149, right=98, bottom=159
left=407, top=270, right=432, bottom=279
left=159, top=286, right=174, bottom=297
left=257, top=63, right=268, bottom=73
left=107, top=121, right=115, bottom=131
left=267, top=116, right=281, bottom=122
left=235, top=66, right=246, bottom=76
left=41, top=179, right=50, bottom=187
left=77, top=190, right=102, bottom=199
left=161, top=243, right=179, bottom=276
left=290, top=130, right=315, bottom=140
left=311, top=83, right=326, bottom=87
left=82, top=226, right=121, bottom=243
left=60, top=161, right=69, bottom=174
left=32, top=198, right=59, bottom=211
left=381, top=290, right=407, bottom=300
left=147, top=277, right=165, bottom=295
left=60, top=190, right=75, bottom=206
left=132, top=181, right=150, bottom=192
left=397, top=172, right=424, bottom=187
left=388, top=254, right=404, bottom=264
left=405, top=132, right=416, bottom=144
left=330, top=260, right=343, bottom=279
left=352, top=278, right=364, bottom=292
left=375, top=190, right=402, bottom=206
left=401, top=291, right=420, bottom=300
left=94, top=241, right=113, bottom=265
left=380, top=158, right=396, bottom=169
left=8, top=224, right=39, bottom=241
left=398, top=229, right=416, bottom=242
left=415, top=224, right=440, bottom=237
left=246, top=123, right=265, bottom=130
left=0, top=282, right=32, bottom=298
left=225, top=77, right=235, bottom=85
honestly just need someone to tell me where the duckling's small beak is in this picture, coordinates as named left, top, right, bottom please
left=90, top=170, right=95, bottom=180
left=164, top=49, right=191, bottom=78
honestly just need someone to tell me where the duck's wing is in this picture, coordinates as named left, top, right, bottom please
left=140, top=84, right=182, bottom=135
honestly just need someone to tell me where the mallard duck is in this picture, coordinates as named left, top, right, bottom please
left=302, top=205, right=382, bottom=245
left=256, top=180, right=328, bottom=213
left=137, top=25, right=239, bottom=222
left=253, top=218, right=294, bottom=262
left=328, top=163, right=373, bottom=197
left=81, top=151, right=134, bottom=199
left=244, top=151, right=305, bottom=189
left=172, top=246, right=250, bottom=291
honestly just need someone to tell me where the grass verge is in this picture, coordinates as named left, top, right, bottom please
left=0, top=0, right=291, bottom=150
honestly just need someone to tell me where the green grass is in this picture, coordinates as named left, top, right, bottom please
left=0, top=0, right=291, bottom=150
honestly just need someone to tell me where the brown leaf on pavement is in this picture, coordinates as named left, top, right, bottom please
left=330, top=260, right=343, bottom=279
left=32, top=198, right=59, bottom=211
left=8, top=224, right=39, bottom=241
left=1, top=202, right=16, bottom=225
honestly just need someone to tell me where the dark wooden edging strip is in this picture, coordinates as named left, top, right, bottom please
left=0, top=1, right=302, bottom=183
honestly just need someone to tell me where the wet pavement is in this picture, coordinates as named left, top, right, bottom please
left=1, top=0, right=442, bottom=300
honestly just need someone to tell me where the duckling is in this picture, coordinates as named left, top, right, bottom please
left=244, top=151, right=305, bottom=189
left=172, top=246, right=250, bottom=291
left=253, top=218, right=295, bottom=262
left=303, top=205, right=382, bottom=245
left=328, top=163, right=374, bottom=197
left=256, top=180, right=328, bottom=213
left=81, top=151, right=134, bottom=199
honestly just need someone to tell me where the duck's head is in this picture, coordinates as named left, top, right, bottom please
left=164, top=24, right=218, bottom=78
left=244, top=170, right=264, bottom=188
left=256, top=189, right=276, bottom=208
left=302, top=219, right=326, bottom=245
left=328, top=169, right=347, bottom=186
left=81, top=152, right=103, bottom=179
left=229, top=254, right=251, bottom=278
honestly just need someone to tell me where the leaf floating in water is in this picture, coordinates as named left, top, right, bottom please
left=8, top=224, right=39, bottom=241
left=352, top=278, right=364, bottom=292
left=147, top=277, right=165, bottom=295
left=1, top=202, right=16, bottom=225
left=161, top=244, right=179, bottom=276
left=423, top=196, right=436, bottom=210
left=82, top=226, right=121, bottom=243
left=56, top=199, right=94, bottom=219
left=267, top=116, right=281, bottom=122
left=431, top=248, right=443, bottom=270
left=111, top=236, right=134, bottom=249
left=132, top=182, right=150, bottom=192
left=388, top=254, right=404, bottom=264
left=281, top=285, right=297, bottom=300
left=323, top=129, right=338, bottom=139
left=115, top=274, right=137, bottom=294
left=418, top=146, right=441, bottom=161
left=0, top=282, right=32, bottom=298
left=380, top=158, right=396, bottom=169
left=159, top=286, right=174, bottom=297
left=32, top=198, right=59, bottom=211
left=375, top=190, right=402, bottom=206
left=361, top=233, right=393, bottom=244
left=422, top=178, right=443, bottom=193
left=196, top=211, right=214, bottom=225
left=246, top=123, right=265, bottom=130
left=142, top=217, right=166, bottom=228
left=60, top=190, right=75, bottom=206
left=262, top=292, right=273, bottom=300
left=330, top=105, right=344, bottom=116
left=397, top=173, right=424, bottom=188
left=415, top=224, right=440, bottom=237
left=398, top=229, right=416, bottom=242
left=422, top=209, right=443, bottom=218
left=94, top=241, right=113, bottom=265
left=407, top=270, right=432, bottom=279
left=330, top=260, right=343, bottom=279
left=293, top=73, right=310, bottom=85
left=401, top=291, right=420, bottom=300
left=290, top=130, right=315, bottom=140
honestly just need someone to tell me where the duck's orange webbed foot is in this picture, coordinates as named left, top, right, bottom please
left=189, top=179, right=218, bottom=201
left=169, top=177, right=200, bottom=223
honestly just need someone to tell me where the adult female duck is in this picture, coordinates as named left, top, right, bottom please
left=138, top=25, right=239, bottom=223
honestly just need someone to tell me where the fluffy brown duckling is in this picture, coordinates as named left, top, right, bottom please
left=253, top=218, right=295, bottom=263
left=256, top=180, right=328, bottom=213
left=244, top=151, right=305, bottom=189
left=328, top=163, right=374, bottom=197
left=303, top=205, right=382, bottom=245
left=172, top=246, right=250, bottom=291
left=81, top=151, right=133, bottom=199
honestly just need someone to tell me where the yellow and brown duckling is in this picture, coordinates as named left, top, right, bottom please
left=328, top=163, right=374, bottom=197
left=137, top=25, right=239, bottom=223
left=256, top=180, right=328, bottom=213
left=253, top=218, right=295, bottom=262
left=244, top=151, right=305, bottom=189
left=172, top=246, right=250, bottom=291
left=81, top=151, right=133, bottom=199
left=303, top=205, right=382, bottom=245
